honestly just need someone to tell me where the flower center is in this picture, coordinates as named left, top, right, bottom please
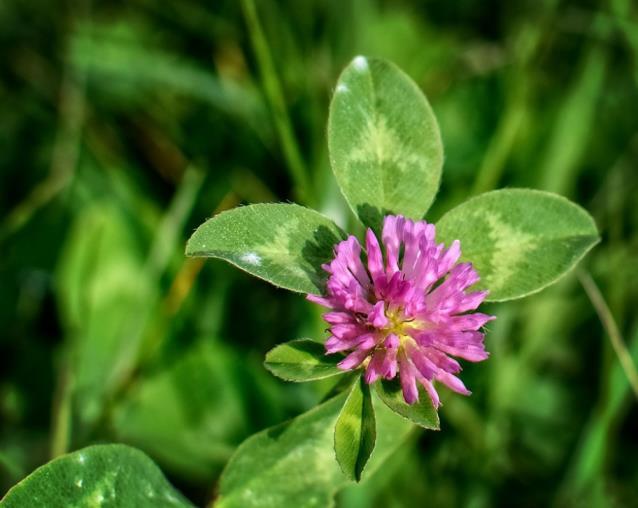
left=384, top=307, right=408, bottom=335
left=380, top=306, right=417, bottom=347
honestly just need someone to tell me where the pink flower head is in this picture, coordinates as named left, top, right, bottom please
left=307, top=215, right=494, bottom=407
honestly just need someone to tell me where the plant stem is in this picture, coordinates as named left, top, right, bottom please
left=578, top=270, right=638, bottom=399
left=471, top=88, right=528, bottom=195
left=50, top=359, right=73, bottom=458
left=240, top=0, right=312, bottom=205
left=470, top=2, right=557, bottom=195
left=537, top=46, right=606, bottom=196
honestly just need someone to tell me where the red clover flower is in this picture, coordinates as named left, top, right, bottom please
left=308, top=215, right=494, bottom=407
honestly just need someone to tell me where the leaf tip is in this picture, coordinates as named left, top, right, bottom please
left=351, top=55, right=369, bottom=72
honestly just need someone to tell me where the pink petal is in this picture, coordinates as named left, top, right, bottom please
left=436, top=371, right=471, bottom=395
left=364, top=350, right=387, bottom=384
left=448, top=313, right=495, bottom=331
left=338, top=347, right=373, bottom=370
left=398, top=351, right=419, bottom=404
left=382, top=215, right=404, bottom=274
left=368, top=301, right=388, bottom=328
left=420, top=378, right=440, bottom=408
left=306, top=294, right=333, bottom=308
left=437, top=239, right=461, bottom=277
left=365, top=228, right=385, bottom=282
left=323, top=311, right=355, bottom=324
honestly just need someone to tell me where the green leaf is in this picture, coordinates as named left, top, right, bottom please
left=186, top=203, right=346, bottom=294
left=215, top=391, right=412, bottom=508
left=328, top=56, right=443, bottom=229
left=264, top=339, right=345, bottom=382
left=436, top=189, right=600, bottom=301
left=0, top=444, right=193, bottom=508
left=375, top=378, right=440, bottom=430
left=334, top=376, right=376, bottom=482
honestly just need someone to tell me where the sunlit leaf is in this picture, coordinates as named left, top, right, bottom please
left=328, top=56, right=443, bottom=229
left=186, top=204, right=346, bottom=294
left=0, top=445, right=193, bottom=507
left=436, top=189, right=599, bottom=301
left=215, top=391, right=412, bottom=508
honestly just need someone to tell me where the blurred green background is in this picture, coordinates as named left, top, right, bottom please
left=1, top=0, right=638, bottom=506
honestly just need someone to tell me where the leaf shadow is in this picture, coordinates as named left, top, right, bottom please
left=265, top=419, right=293, bottom=441
left=356, top=203, right=392, bottom=232
left=300, top=225, right=344, bottom=294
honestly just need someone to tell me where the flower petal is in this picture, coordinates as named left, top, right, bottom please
left=365, top=228, right=385, bottom=283
left=420, top=378, right=440, bottom=408
left=436, top=371, right=471, bottom=395
left=368, top=301, right=388, bottom=328
left=398, top=350, right=419, bottom=404
left=338, top=347, right=373, bottom=370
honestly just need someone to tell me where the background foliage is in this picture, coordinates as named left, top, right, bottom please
left=1, top=0, right=637, bottom=506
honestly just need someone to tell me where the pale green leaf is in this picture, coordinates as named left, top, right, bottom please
left=56, top=204, right=155, bottom=427
left=186, top=203, right=346, bottom=294
left=0, top=445, right=193, bottom=508
left=264, top=339, right=345, bottom=382
left=375, top=379, right=440, bottom=430
left=334, top=377, right=376, bottom=482
left=436, top=189, right=599, bottom=301
left=215, top=391, right=412, bottom=508
left=328, top=56, right=443, bottom=229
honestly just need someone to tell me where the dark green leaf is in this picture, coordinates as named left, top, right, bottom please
left=334, top=376, right=376, bottom=482
left=375, top=378, right=440, bottom=430
left=264, top=339, right=345, bottom=382
left=0, top=444, right=193, bottom=507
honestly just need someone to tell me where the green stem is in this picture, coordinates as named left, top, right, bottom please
left=556, top=321, right=638, bottom=502
left=241, top=0, right=312, bottom=205
left=145, top=165, right=205, bottom=277
left=470, top=1, right=559, bottom=195
left=471, top=89, right=528, bottom=195
left=611, top=0, right=638, bottom=85
left=50, top=358, right=73, bottom=458
left=578, top=270, right=638, bottom=399
left=537, top=46, right=606, bottom=196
